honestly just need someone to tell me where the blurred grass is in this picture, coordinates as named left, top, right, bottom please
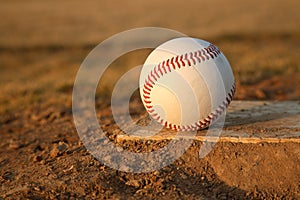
left=0, top=0, right=299, bottom=47
left=1, top=31, right=299, bottom=114
left=215, top=32, right=300, bottom=85
left=0, top=0, right=299, bottom=115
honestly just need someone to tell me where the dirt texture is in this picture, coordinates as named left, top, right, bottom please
left=1, top=95, right=300, bottom=199
left=1, top=0, right=300, bottom=199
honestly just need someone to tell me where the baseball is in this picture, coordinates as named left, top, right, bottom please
left=139, top=37, right=235, bottom=131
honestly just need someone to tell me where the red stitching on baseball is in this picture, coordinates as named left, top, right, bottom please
left=148, top=109, right=155, bottom=113
left=166, top=59, right=171, bottom=72
left=164, top=121, right=168, bottom=127
left=216, top=109, right=222, bottom=115
left=210, top=47, right=218, bottom=57
left=147, top=75, right=155, bottom=85
left=193, top=52, right=201, bottom=63
left=190, top=52, right=196, bottom=65
left=147, top=75, right=152, bottom=85
left=150, top=70, right=157, bottom=81
left=184, top=53, right=191, bottom=66
left=143, top=88, right=150, bottom=95
left=202, top=49, right=210, bottom=60
left=144, top=83, right=152, bottom=91
left=143, top=99, right=151, bottom=104
left=204, top=118, right=210, bottom=123
left=174, top=56, right=180, bottom=67
left=179, top=55, right=185, bottom=67
left=170, top=57, right=176, bottom=69
left=143, top=94, right=150, bottom=99
left=198, top=50, right=205, bottom=62
left=153, top=66, right=160, bottom=79
left=151, top=113, right=158, bottom=117
left=157, top=63, right=163, bottom=76
left=161, top=61, right=167, bottom=73
left=219, top=105, right=225, bottom=111
left=155, top=115, right=160, bottom=121
left=142, top=43, right=235, bottom=131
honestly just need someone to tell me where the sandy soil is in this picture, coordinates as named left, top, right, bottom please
left=1, top=95, right=299, bottom=199
left=0, top=0, right=300, bottom=199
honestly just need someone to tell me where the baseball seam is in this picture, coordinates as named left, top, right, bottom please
left=142, top=44, right=236, bottom=131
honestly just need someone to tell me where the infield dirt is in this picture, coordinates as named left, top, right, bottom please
left=0, top=0, right=299, bottom=199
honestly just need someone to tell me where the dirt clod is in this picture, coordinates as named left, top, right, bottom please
left=8, top=139, right=23, bottom=150
left=33, top=155, right=43, bottom=162
left=50, top=142, right=68, bottom=158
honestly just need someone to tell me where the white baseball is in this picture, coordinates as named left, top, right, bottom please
left=139, top=37, right=235, bottom=131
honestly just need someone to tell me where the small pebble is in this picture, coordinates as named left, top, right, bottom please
left=181, top=174, right=187, bottom=179
left=33, top=155, right=43, bottom=162
left=50, top=142, right=68, bottom=158
left=8, top=139, right=22, bottom=149
left=125, top=179, right=140, bottom=187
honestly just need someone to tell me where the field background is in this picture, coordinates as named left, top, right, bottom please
left=0, top=0, right=300, bottom=199
left=1, top=0, right=299, bottom=115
